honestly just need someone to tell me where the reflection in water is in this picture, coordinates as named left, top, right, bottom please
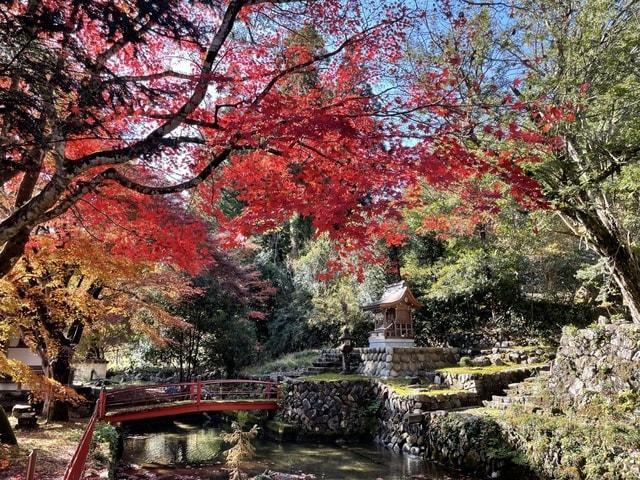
left=121, top=421, right=470, bottom=480
left=125, top=425, right=223, bottom=466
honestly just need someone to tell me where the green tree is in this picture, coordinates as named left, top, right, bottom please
left=401, top=187, right=600, bottom=343
left=145, top=265, right=266, bottom=378
left=411, top=0, right=640, bottom=322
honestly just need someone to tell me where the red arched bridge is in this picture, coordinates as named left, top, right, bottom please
left=102, top=379, right=279, bottom=422
left=64, top=379, right=279, bottom=480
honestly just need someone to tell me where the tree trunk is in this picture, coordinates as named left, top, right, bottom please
left=568, top=207, right=640, bottom=324
left=0, top=227, right=31, bottom=277
left=43, top=346, right=73, bottom=422
left=611, top=268, right=640, bottom=324
left=178, top=330, right=184, bottom=383
left=0, top=406, right=17, bottom=445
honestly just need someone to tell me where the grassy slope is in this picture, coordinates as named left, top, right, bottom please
left=242, top=350, right=320, bottom=376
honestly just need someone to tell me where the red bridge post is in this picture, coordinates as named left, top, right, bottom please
left=97, top=388, right=105, bottom=418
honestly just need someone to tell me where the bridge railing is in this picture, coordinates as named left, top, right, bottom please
left=63, top=389, right=105, bottom=480
left=104, top=379, right=279, bottom=411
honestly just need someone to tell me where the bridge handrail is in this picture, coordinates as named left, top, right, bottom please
left=104, top=379, right=278, bottom=397
left=103, top=379, right=280, bottom=410
left=63, top=389, right=105, bottom=480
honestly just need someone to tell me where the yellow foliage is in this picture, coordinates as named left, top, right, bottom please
left=0, top=234, right=195, bottom=399
left=223, top=422, right=259, bottom=468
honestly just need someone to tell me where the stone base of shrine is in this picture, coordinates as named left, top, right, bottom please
left=357, top=347, right=460, bottom=378
left=368, top=336, right=415, bottom=348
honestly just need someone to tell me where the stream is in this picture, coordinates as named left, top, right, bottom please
left=118, top=418, right=473, bottom=480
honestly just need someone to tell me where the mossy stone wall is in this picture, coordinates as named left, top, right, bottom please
left=549, top=322, right=640, bottom=408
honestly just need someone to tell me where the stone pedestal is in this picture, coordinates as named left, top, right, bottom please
left=368, top=336, right=415, bottom=348
left=12, top=404, right=37, bottom=429
left=357, top=347, right=459, bottom=378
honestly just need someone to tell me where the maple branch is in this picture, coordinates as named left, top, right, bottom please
left=116, top=70, right=197, bottom=82
left=42, top=147, right=234, bottom=222
left=93, top=14, right=153, bottom=70
left=252, top=19, right=396, bottom=105
left=68, top=0, right=247, bottom=174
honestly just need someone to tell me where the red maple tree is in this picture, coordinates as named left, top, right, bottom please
left=0, top=0, right=433, bottom=277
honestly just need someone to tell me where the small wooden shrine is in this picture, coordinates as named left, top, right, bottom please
left=362, top=281, right=422, bottom=348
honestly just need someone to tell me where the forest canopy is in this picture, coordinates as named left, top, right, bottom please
left=0, top=0, right=639, bottom=416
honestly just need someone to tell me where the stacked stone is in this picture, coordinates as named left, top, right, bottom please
left=472, top=346, right=554, bottom=367
left=280, top=378, right=537, bottom=477
left=374, top=391, right=426, bottom=456
left=549, top=321, right=640, bottom=408
left=280, top=379, right=375, bottom=436
left=422, top=411, right=516, bottom=478
left=482, top=373, right=549, bottom=411
left=373, top=382, right=480, bottom=456
left=440, top=365, right=547, bottom=399
left=358, top=347, right=459, bottom=378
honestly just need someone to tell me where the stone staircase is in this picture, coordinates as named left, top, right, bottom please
left=305, top=348, right=361, bottom=374
left=482, top=370, right=550, bottom=411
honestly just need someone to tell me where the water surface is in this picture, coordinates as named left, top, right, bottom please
left=121, top=420, right=472, bottom=480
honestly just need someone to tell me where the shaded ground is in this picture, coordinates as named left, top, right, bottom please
left=0, top=416, right=106, bottom=480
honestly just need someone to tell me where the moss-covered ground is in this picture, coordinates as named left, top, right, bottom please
left=460, top=395, right=640, bottom=479
left=381, top=378, right=466, bottom=397
left=436, top=362, right=548, bottom=375
left=296, top=374, right=471, bottom=397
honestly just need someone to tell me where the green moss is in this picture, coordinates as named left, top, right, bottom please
left=617, top=390, right=640, bottom=413
left=458, top=356, right=472, bottom=367
left=436, top=362, right=548, bottom=375
left=299, top=373, right=369, bottom=382
left=381, top=378, right=418, bottom=395
left=502, top=408, right=640, bottom=479
left=382, top=378, right=467, bottom=397
left=462, top=406, right=506, bottom=418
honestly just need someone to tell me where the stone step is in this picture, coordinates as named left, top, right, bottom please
left=523, top=374, right=546, bottom=383
left=486, top=392, right=545, bottom=407
left=482, top=399, right=508, bottom=409
left=507, top=382, right=528, bottom=389
left=312, top=361, right=341, bottom=367
left=305, top=366, right=341, bottom=374
left=504, top=384, right=537, bottom=395
left=482, top=400, right=543, bottom=413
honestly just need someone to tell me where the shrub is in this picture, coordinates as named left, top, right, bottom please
left=459, top=356, right=472, bottom=367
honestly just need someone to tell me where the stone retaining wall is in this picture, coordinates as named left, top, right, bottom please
left=279, top=380, right=376, bottom=437
left=373, top=382, right=479, bottom=454
left=357, top=347, right=459, bottom=378
left=548, top=321, right=640, bottom=408
left=440, top=365, right=547, bottom=399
